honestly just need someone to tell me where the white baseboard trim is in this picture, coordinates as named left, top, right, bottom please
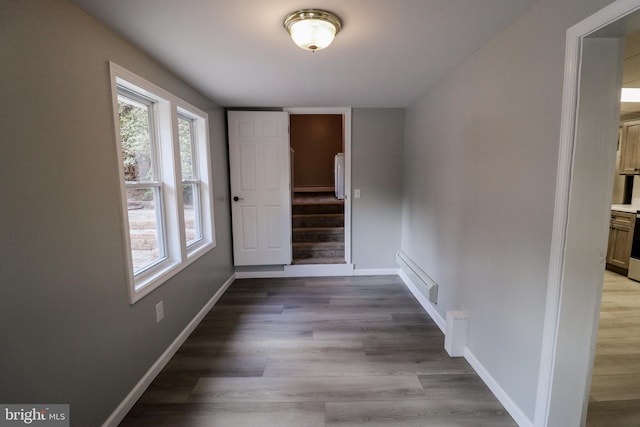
left=101, top=273, right=236, bottom=427
left=398, top=267, right=530, bottom=426
left=234, top=266, right=399, bottom=279
left=354, top=268, right=400, bottom=276
left=235, top=270, right=284, bottom=279
left=464, top=347, right=533, bottom=427
left=398, top=270, right=446, bottom=333
left=284, top=263, right=354, bottom=277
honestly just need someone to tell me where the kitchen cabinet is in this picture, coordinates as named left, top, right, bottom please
left=618, top=119, right=640, bottom=174
left=606, top=210, right=635, bottom=272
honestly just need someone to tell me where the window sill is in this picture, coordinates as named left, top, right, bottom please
left=129, top=241, right=215, bottom=304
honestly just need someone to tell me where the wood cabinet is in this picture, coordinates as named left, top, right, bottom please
left=619, top=120, right=640, bottom=174
left=606, top=210, right=635, bottom=272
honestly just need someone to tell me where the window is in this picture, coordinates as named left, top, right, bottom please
left=110, top=62, right=216, bottom=303
left=178, top=113, right=203, bottom=246
left=117, top=91, right=166, bottom=273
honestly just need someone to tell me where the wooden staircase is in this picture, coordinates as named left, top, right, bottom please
left=292, top=193, right=344, bottom=264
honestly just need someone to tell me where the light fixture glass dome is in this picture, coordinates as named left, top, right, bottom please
left=284, top=9, right=342, bottom=52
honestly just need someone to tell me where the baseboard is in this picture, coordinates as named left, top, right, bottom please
left=398, top=270, right=446, bottom=333
left=235, top=265, right=397, bottom=279
left=464, top=348, right=534, bottom=427
left=354, top=268, right=400, bottom=276
left=398, top=268, right=530, bottom=426
left=101, top=273, right=236, bottom=427
left=284, top=263, right=354, bottom=277
left=235, top=270, right=284, bottom=279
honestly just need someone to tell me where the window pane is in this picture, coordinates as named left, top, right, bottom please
left=178, top=116, right=195, bottom=180
left=183, top=183, right=202, bottom=245
left=126, top=188, right=165, bottom=273
left=118, top=94, right=154, bottom=182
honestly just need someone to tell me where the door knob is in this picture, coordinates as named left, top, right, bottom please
left=233, top=196, right=243, bottom=202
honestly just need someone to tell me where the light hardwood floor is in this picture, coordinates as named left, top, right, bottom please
left=119, top=275, right=515, bottom=426
left=586, top=270, right=640, bottom=426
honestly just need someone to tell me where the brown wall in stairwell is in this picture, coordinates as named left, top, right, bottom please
left=290, top=114, right=343, bottom=189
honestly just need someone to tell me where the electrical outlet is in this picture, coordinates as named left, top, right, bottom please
left=354, top=189, right=361, bottom=199
left=155, top=301, right=164, bottom=323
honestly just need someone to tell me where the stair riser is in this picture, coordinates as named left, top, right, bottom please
left=293, top=248, right=345, bottom=259
left=293, top=217, right=344, bottom=228
left=292, top=257, right=346, bottom=265
left=293, top=230, right=344, bottom=243
left=291, top=195, right=345, bottom=263
left=292, top=204, right=344, bottom=215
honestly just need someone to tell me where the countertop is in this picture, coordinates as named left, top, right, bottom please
left=611, top=204, right=640, bottom=213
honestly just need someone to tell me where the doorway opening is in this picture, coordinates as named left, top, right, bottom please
left=285, top=108, right=352, bottom=267
left=587, top=30, right=640, bottom=425
left=290, top=114, right=345, bottom=265
left=536, top=2, right=640, bottom=425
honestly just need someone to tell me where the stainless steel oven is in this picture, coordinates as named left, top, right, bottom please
left=628, top=212, right=640, bottom=281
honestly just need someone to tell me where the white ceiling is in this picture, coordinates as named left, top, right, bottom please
left=71, top=0, right=540, bottom=108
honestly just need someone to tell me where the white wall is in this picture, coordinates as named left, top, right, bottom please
left=401, top=0, right=615, bottom=421
left=0, top=1, right=233, bottom=426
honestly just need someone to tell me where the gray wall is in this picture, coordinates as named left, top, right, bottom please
left=237, top=108, right=405, bottom=272
left=352, top=109, right=404, bottom=269
left=0, top=1, right=233, bottom=426
left=401, top=0, right=615, bottom=421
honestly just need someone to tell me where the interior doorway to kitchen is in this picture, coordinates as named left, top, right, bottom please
left=536, top=3, right=640, bottom=425
left=587, top=30, right=640, bottom=425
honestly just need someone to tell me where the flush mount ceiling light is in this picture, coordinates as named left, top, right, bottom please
left=283, top=9, right=342, bottom=52
left=622, top=88, right=640, bottom=102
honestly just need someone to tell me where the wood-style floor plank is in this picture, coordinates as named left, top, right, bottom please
left=190, top=375, right=427, bottom=403
left=119, top=275, right=515, bottom=426
left=587, top=270, right=640, bottom=426
left=263, top=355, right=474, bottom=377
left=325, top=400, right=515, bottom=427
left=417, top=373, right=500, bottom=401
left=119, top=402, right=325, bottom=427
left=589, top=373, right=640, bottom=401
left=586, top=399, right=640, bottom=427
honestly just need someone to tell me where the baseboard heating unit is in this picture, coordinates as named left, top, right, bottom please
left=395, top=251, right=438, bottom=304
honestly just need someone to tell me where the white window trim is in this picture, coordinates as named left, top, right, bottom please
left=176, top=104, right=215, bottom=254
left=109, top=62, right=216, bottom=303
left=177, top=112, right=203, bottom=246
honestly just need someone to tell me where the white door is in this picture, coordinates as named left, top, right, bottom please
left=227, top=111, right=292, bottom=266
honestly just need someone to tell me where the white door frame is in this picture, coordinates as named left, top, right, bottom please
left=284, top=107, right=353, bottom=265
left=535, top=1, right=640, bottom=425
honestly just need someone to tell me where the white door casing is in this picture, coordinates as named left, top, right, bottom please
left=228, top=111, right=292, bottom=266
left=536, top=1, right=638, bottom=425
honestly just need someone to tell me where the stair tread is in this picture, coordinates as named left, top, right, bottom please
left=292, top=193, right=343, bottom=205
left=291, top=200, right=344, bottom=206
left=292, top=227, right=345, bottom=232
left=292, top=241, right=345, bottom=248
left=291, top=193, right=345, bottom=263
left=292, top=213, right=344, bottom=218
left=292, top=257, right=346, bottom=265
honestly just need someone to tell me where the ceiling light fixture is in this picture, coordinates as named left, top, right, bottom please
left=621, top=88, right=640, bottom=102
left=283, top=9, right=342, bottom=52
